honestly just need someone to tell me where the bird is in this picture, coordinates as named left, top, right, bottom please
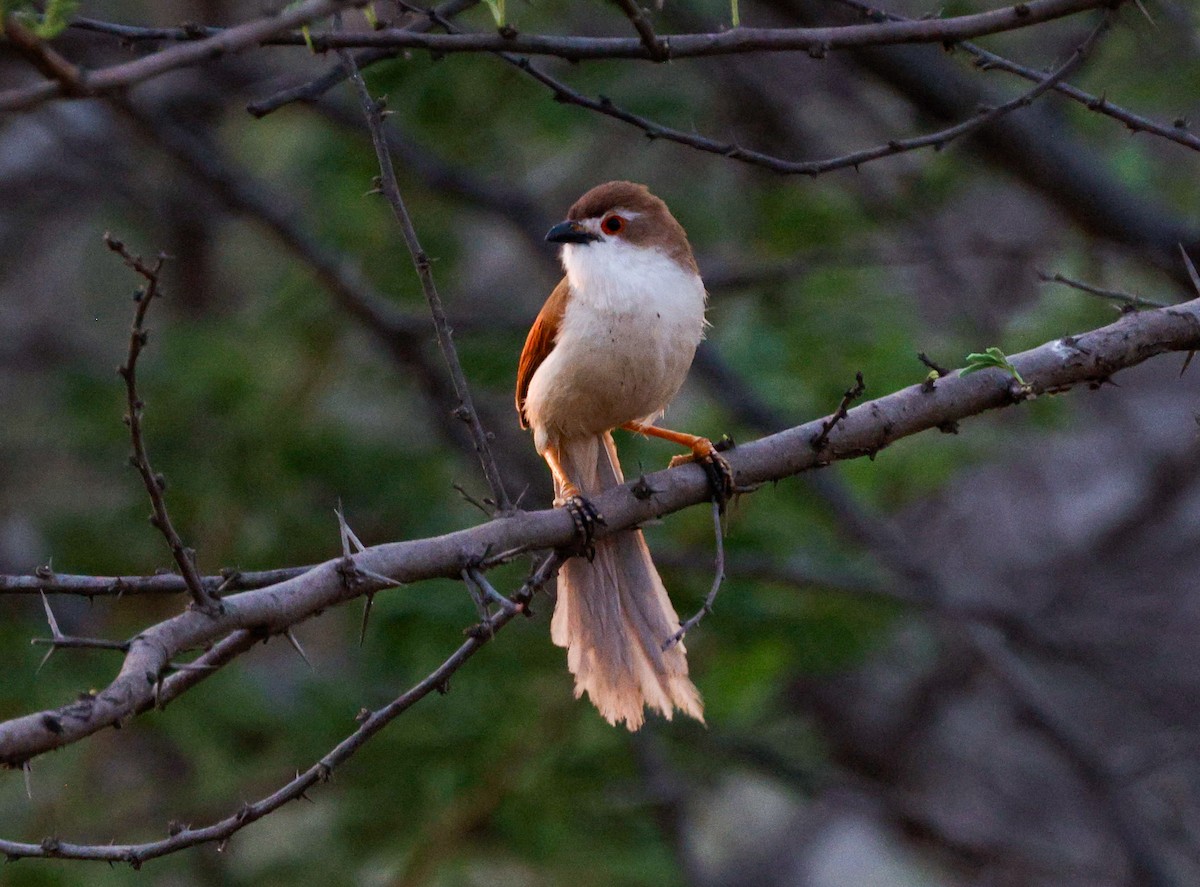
left=515, top=181, right=731, bottom=730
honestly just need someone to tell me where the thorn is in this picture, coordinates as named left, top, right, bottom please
left=36, top=646, right=56, bottom=674
left=39, top=592, right=63, bottom=640
left=631, top=475, right=658, bottom=500
left=22, top=761, right=32, bottom=800
left=461, top=570, right=491, bottom=627
left=467, top=568, right=518, bottom=614
left=335, top=501, right=365, bottom=556
left=284, top=629, right=314, bottom=670
left=359, top=592, right=375, bottom=646
left=1179, top=244, right=1200, bottom=297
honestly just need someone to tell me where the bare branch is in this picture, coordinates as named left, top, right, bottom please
left=130, top=0, right=1112, bottom=61
left=662, top=499, right=725, bottom=651
left=0, top=0, right=366, bottom=112
left=0, top=0, right=1109, bottom=115
left=108, top=97, right=541, bottom=491
left=0, top=556, right=558, bottom=865
left=243, top=0, right=481, bottom=118
left=105, top=234, right=223, bottom=616
left=836, top=0, right=1200, bottom=157
left=1039, top=269, right=1170, bottom=308
left=0, top=566, right=308, bottom=597
left=431, top=7, right=1108, bottom=180
left=340, top=51, right=512, bottom=512
left=1, top=16, right=86, bottom=95
left=810, top=371, right=867, bottom=452
left=610, top=0, right=667, bottom=61
left=0, top=295, right=1197, bottom=771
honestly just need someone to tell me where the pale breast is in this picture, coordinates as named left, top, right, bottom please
left=524, top=241, right=706, bottom=448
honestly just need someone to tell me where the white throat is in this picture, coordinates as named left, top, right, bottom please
left=561, top=239, right=704, bottom=315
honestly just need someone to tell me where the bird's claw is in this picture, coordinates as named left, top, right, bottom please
left=670, top=441, right=735, bottom=511
left=564, top=495, right=605, bottom=560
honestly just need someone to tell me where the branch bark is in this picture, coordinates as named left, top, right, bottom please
left=2, top=295, right=1197, bottom=771
left=0, top=0, right=366, bottom=112
left=0, top=0, right=1110, bottom=112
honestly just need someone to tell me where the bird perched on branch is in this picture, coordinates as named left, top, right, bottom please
left=516, top=181, right=732, bottom=730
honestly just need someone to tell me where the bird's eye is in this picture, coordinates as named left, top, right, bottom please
left=602, top=214, right=626, bottom=235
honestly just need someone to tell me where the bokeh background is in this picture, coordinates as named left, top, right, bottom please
left=3, top=0, right=1200, bottom=884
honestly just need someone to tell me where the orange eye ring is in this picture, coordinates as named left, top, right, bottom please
left=601, top=214, right=626, bottom=235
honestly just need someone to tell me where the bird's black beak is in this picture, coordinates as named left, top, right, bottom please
left=545, top=220, right=599, bottom=245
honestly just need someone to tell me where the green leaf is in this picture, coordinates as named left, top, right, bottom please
left=731, top=0, right=740, bottom=27
left=961, top=346, right=1027, bottom=385
left=481, top=0, right=505, bottom=28
left=3, top=0, right=79, bottom=38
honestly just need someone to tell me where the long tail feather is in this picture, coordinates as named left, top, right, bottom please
left=549, top=433, right=703, bottom=730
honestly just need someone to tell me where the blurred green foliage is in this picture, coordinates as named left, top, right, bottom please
left=2, top=1, right=1196, bottom=884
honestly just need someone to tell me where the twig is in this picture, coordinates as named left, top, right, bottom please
left=468, top=7, right=1108, bottom=180
left=111, top=97, right=531, bottom=482
left=2, top=16, right=86, bottom=95
left=693, top=331, right=1182, bottom=887
left=0, top=0, right=1109, bottom=114
left=611, top=0, right=668, bottom=61
left=1, top=301, right=1199, bottom=770
left=69, top=0, right=1106, bottom=61
left=0, top=555, right=559, bottom=865
left=31, top=593, right=130, bottom=672
left=340, top=51, right=512, bottom=512
left=0, top=566, right=309, bottom=597
left=1038, top=270, right=1169, bottom=308
left=917, top=352, right=950, bottom=377
left=243, top=0, right=481, bottom=118
left=835, top=0, right=1200, bottom=157
left=810, top=371, right=866, bottom=451
left=105, top=234, right=223, bottom=616
left=0, top=0, right=364, bottom=113
left=662, top=499, right=725, bottom=651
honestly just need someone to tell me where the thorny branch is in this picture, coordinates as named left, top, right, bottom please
left=243, top=0, right=481, bottom=118
left=1039, top=270, right=1170, bottom=309
left=611, top=0, right=668, bottom=61
left=112, top=0, right=1113, bottom=59
left=0, top=0, right=367, bottom=112
left=0, top=291, right=1198, bottom=863
left=834, top=0, right=1200, bottom=157
left=105, top=234, right=223, bottom=616
left=0, top=0, right=1109, bottom=113
left=529, top=10, right=1108, bottom=177
left=1, top=296, right=1198, bottom=770
left=662, top=500, right=725, bottom=651
left=0, top=566, right=309, bottom=598
left=0, top=556, right=560, bottom=865
left=811, top=371, right=867, bottom=452
left=340, top=50, right=513, bottom=512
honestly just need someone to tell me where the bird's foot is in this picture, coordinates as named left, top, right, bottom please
left=669, top=436, right=735, bottom=511
left=556, top=484, right=605, bottom=560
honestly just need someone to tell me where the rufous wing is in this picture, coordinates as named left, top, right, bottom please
left=515, top=278, right=571, bottom=429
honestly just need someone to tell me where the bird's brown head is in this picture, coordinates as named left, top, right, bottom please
left=545, top=181, right=697, bottom=274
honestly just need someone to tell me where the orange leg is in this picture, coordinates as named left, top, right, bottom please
left=621, top=420, right=734, bottom=506
left=621, top=421, right=720, bottom=467
left=542, top=446, right=580, bottom=504
left=542, top=446, right=603, bottom=547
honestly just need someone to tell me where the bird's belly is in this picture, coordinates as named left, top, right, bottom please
left=526, top=309, right=700, bottom=443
